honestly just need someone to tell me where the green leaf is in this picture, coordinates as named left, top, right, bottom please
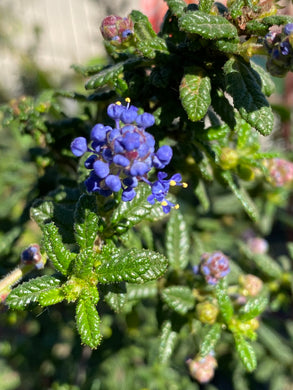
left=97, top=248, right=168, bottom=284
left=126, top=281, right=157, bottom=300
left=102, top=283, right=127, bottom=313
left=199, top=323, right=222, bottom=357
left=238, top=295, right=268, bottom=321
left=194, top=180, right=210, bottom=211
left=216, top=279, right=234, bottom=323
left=38, top=287, right=65, bottom=306
left=130, top=10, right=157, bottom=40
left=199, top=0, right=215, bottom=14
left=74, top=194, right=102, bottom=250
left=165, top=0, right=188, bottom=17
left=179, top=11, right=238, bottom=40
left=161, top=286, right=195, bottom=315
left=224, top=57, right=274, bottom=136
left=75, top=295, right=102, bottom=349
left=221, top=171, right=259, bottom=221
left=158, top=321, right=178, bottom=364
left=42, top=222, right=75, bottom=275
left=166, top=210, right=189, bottom=270
left=6, top=275, right=63, bottom=309
left=262, top=15, right=293, bottom=28
left=71, top=63, right=105, bottom=77
left=238, top=241, right=282, bottom=278
left=30, top=199, right=54, bottom=225
left=179, top=67, right=211, bottom=122
left=250, top=62, right=275, bottom=97
left=85, top=62, right=125, bottom=90
left=72, top=248, right=97, bottom=279
left=136, top=37, right=169, bottom=59
left=110, top=184, right=156, bottom=234
left=234, top=334, right=257, bottom=372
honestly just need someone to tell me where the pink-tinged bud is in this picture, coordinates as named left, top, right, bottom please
left=21, top=244, right=45, bottom=270
left=186, top=354, right=217, bottom=383
left=264, top=158, right=293, bottom=187
left=100, top=15, right=134, bottom=44
left=200, top=251, right=230, bottom=285
left=247, top=237, right=269, bottom=254
left=239, top=274, right=263, bottom=297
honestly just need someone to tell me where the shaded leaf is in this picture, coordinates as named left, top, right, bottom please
left=251, top=62, right=275, bottom=97
left=126, top=281, right=157, bottom=300
left=166, top=210, right=189, bottom=270
left=161, top=286, right=195, bottom=315
left=101, top=283, right=127, bottom=313
left=179, top=11, right=237, bottom=40
left=224, top=57, right=274, bottom=136
left=85, top=62, right=124, bottom=90
left=179, top=67, right=211, bottom=122
left=75, top=295, right=102, bottom=349
left=216, top=279, right=234, bottom=323
left=234, top=334, right=257, bottom=372
left=199, top=323, right=222, bottom=357
left=239, top=295, right=269, bottom=321
left=158, top=321, right=178, bottom=364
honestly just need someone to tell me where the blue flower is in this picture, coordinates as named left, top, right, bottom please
left=284, top=23, right=293, bottom=36
left=71, top=99, right=187, bottom=212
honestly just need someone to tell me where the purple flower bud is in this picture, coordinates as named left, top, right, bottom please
left=122, top=188, right=136, bottom=201
left=130, top=161, right=149, bottom=176
left=123, top=176, right=138, bottom=187
left=136, top=113, right=155, bottom=128
left=21, top=244, right=44, bottom=269
left=107, top=103, right=125, bottom=119
left=121, top=132, right=141, bottom=151
left=93, top=160, right=110, bottom=178
left=113, top=154, right=130, bottom=167
left=284, top=23, right=293, bottom=36
left=84, top=155, right=97, bottom=169
left=280, top=41, right=291, bottom=56
left=71, top=137, right=87, bottom=157
left=105, top=175, right=121, bottom=192
left=120, top=106, right=138, bottom=123
left=91, top=124, right=111, bottom=143
left=100, top=15, right=123, bottom=41
left=153, top=145, right=173, bottom=168
left=200, top=251, right=230, bottom=285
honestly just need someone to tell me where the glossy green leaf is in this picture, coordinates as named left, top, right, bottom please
left=71, top=63, right=105, bottom=77
left=74, top=194, right=102, bottom=250
left=38, top=287, right=65, bottom=306
left=224, top=57, right=274, bottom=136
left=6, top=275, right=63, bottom=310
left=199, top=323, right=222, bottom=357
left=30, top=199, right=54, bottom=225
left=212, top=39, right=240, bottom=54
left=262, top=15, right=293, bottom=28
left=179, top=11, right=238, bottom=40
left=42, top=222, right=75, bottom=275
left=85, top=62, right=125, bottom=90
left=216, top=280, right=234, bottom=323
left=130, top=10, right=157, bottom=40
left=199, top=0, right=215, bottom=13
left=165, top=0, right=188, bottom=17
left=75, top=295, right=102, bottom=349
left=179, top=67, right=211, bottom=122
left=166, top=210, right=189, bottom=270
left=110, top=184, right=157, bottom=234
left=161, top=286, right=195, bottom=315
left=234, top=334, right=257, bottom=372
left=158, top=321, right=178, bottom=364
left=72, top=248, right=97, bottom=279
left=136, top=38, right=169, bottom=59
left=239, top=295, right=269, bottom=321
left=97, top=248, right=168, bottom=284
left=250, top=62, right=275, bottom=97
left=221, top=171, right=259, bottom=221
left=229, top=0, right=244, bottom=19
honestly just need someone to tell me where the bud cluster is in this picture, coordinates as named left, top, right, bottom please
left=194, top=251, right=230, bottom=285
left=71, top=100, right=187, bottom=213
left=100, top=15, right=134, bottom=46
left=265, top=24, right=293, bottom=77
left=186, top=354, right=217, bottom=383
left=264, top=158, right=293, bottom=187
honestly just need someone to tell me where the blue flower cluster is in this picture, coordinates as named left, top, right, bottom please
left=71, top=99, right=187, bottom=213
left=265, top=23, right=293, bottom=77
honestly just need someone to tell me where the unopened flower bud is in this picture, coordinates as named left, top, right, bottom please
left=196, top=301, right=219, bottom=324
left=21, top=244, right=45, bottom=270
left=247, top=237, right=268, bottom=254
left=219, top=147, right=238, bottom=170
left=264, top=158, right=293, bottom=187
left=239, top=274, right=263, bottom=297
left=186, top=354, right=217, bottom=383
left=200, top=251, right=230, bottom=285
left=100, top=15, right=134, bottom=45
